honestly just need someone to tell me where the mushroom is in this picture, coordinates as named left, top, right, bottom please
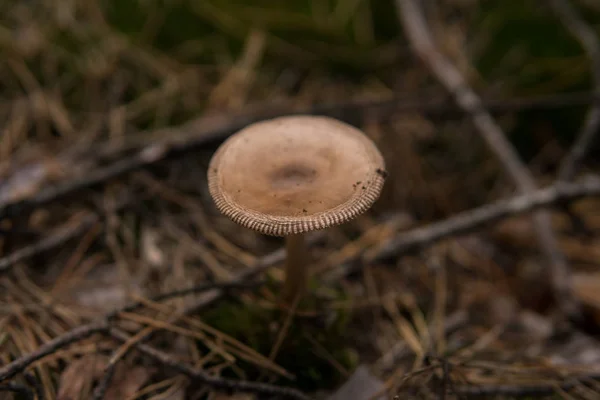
left=207, top=115, right=386, bottom=305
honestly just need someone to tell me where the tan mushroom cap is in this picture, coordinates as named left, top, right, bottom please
left=207, top=115, right=386, bottom=236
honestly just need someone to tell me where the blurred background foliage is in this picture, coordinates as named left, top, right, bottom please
left=472, top=0, right=599, bottom=158
left=3, top=1, right=598, bottom=130
left=3, top=0, right=599, bottom=160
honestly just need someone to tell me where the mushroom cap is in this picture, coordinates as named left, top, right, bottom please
left=207, top=115, right=387, bottom=236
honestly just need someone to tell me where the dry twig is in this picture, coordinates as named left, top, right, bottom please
left=0, top=191, right=132, bottom=275
left=394, top=0, right=578, bottom=318
left=367, top=175, right=600, bottom=261
left=90, top=362, right=117, bottom=400
left=0, top=214, right=98, bottom=275
left=0, top=321, right=109, bottom=382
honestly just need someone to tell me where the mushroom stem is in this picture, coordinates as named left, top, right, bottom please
left=281, top=233, right=308, bottom=305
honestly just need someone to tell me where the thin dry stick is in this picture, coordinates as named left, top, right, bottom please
left=0, top=142, right=167, bottom=221
left=91, top=324, right=156, bottom=400
left=0, top=214, right=98, bottom=274
left=0, top=321, right=109, bottom=382
left=551, top=0, right=600, bottom=181
left=268, top=288, right=302, bottom=362
left=0, top=192, right=132, bottom=276
left=366, top=175, right=600, bottom=261
left=90, top=361, right=118, bottom=400
left=394, top=0, right=578, bottom=318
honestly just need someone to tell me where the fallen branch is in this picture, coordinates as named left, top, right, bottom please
left=1, top=91, right=599, bottom=220
left=0, top=321, right=109, bottom=382
left=394, top=0, right=577, bottom=318
left=0, top=214, right=98, bottom=275
left=0, top=192, right=131, bottom=276
left=366, top=175, right=600, bottom=261
left=0, top=143, right=170, bottom=220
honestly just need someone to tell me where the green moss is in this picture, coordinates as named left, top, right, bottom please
left=201, top=282, right=357, bottom=391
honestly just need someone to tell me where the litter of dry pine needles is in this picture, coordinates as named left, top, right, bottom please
left=2, top=1, right=600, bottom=399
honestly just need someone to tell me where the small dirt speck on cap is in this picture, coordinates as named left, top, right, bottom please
left=376, top=168, right=388, bottom=179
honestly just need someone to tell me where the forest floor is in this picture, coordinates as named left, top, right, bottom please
left=2, top=1, right=600, bottom=399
